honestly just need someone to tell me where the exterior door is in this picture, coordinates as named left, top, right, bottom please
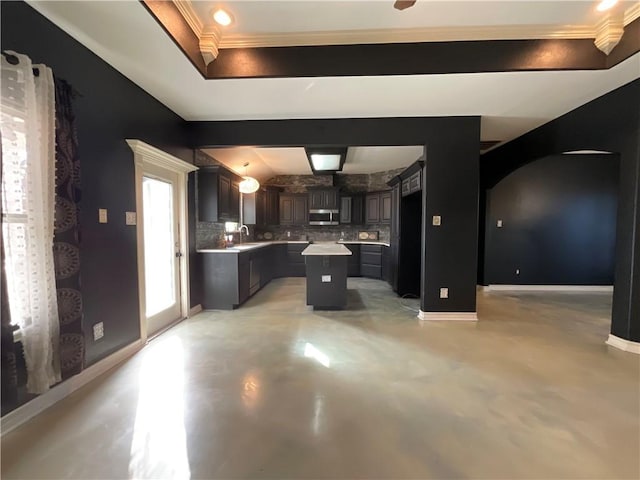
left=142, top=165, right=182, bottom=336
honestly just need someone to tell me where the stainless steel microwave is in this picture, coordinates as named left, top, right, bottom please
left=309, top=209, right=339, bottom=225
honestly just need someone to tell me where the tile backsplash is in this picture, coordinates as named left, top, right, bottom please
left=195, top=151, right=400, bottom=249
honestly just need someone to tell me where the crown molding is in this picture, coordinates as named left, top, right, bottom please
left=218, top=24, right=597, bottom=49
left=200, top=26, right=222, bottom=65
left=624, top=3, right=640, bottom=25
left=594, top=12, right=625, bottom=55
left=173, top=0, right=202, bottom=36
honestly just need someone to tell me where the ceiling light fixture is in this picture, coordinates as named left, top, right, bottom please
left=596, top=0, right=618, bottom=11
left=305, top=147, right=347, bottom=174
left=238, top=163, right=260, bottom=194
left=213, top=8, right=233, bottom=27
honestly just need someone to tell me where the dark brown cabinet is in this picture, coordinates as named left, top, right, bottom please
left=360, top=244, right=383, bottom=279
left=308, top=187, right=339, bottom=210
left=365, top=191, right=391, bottom=224
left=254, top=186, right=280, bottom=226
left=366, top=193, right=380, bottom=223
left=280, top=193, right=308, bottom=225
left=340, top=194, right=365, bottom=224
left=197, top=166, right=241, bottom=222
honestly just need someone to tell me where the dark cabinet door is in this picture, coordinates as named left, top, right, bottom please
left=324, top=189, right=339, bottom=209
left=197, top=169, right=220, bottom=222
left=309, top=190, right=324, bottom=209
left=279, top=195, right=294, bottom=224
left=366, top=194, right=380, bottom=224
left=340, top=196, right=352, bottom=224
left=293, top=195, right=308, bottom=224
left=268, top=189, right=280, bottom=225
left=218, top=175, right=231, bottom=218
left=380, top=191, right=392, bottom=224
left=238, top=254, right=250, bottom=304
left=352, top=195, right=364, bottom=225
left=230, top=181, right=240, bottom=221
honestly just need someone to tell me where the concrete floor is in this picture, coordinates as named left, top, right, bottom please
left=2, top=278, right=639, bottom=479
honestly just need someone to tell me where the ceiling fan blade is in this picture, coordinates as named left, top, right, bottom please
left=394, top=0, right=417, bottom=10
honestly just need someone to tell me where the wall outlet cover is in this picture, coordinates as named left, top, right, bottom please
left=497, top=219, right=503, bottom=227
left=98, top=208, right=108, bottom=224
left=440, top=287, right=449, bottom=299
left=93, top=322, right=104, bottom=341
left=432, top=215, right=441, bottom=226
left=322, top=275, right=332, bottom=283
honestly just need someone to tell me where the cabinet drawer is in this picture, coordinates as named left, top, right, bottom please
left=360, top=264, right=382, bottom=279
left=360, top=251, right=382, bottom=266
left=361, top=245, right=383, bottom=254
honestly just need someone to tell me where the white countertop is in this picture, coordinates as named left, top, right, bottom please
left=197, top=241, right=309, bottom=254
left=338, top=240, right=390, bottom=247
left=301, top=244, right=352, bottom=256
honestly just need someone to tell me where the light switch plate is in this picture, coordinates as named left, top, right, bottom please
left=440, top=287, right=449, bottom=299
left=322, top=275, right=332, bottom=283
left=98, top=208, right=108, bottom=224
left=432, top=215, right=441, bottom=226
left=497, top=219, right=503, bottom=227
left=125, top=211, right=137, bottom=225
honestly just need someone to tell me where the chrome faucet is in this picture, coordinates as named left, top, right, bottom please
left=239, top=224, right=249, bottom=243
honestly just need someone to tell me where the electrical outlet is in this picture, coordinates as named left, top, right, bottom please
left=516, top=269, right=520, bottom=275
left=322, top=275, right=332, bottom=283
left=98, top=208, right=108, bottom=224
left=93, top=322, right=104, bottom=341
left=125, top=211, right=137, bottom=225
left=287, top=231, right=291, bottom=238
left=497, top=219, right=503, bottom=227
left=432, top=215, right=441, bottom=226
left=440, top=287, right=449, bottom=299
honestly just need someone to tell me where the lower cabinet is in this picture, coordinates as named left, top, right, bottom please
left=201, top=243, right=309, bottom=309
left=360, top=245, right=383, bottom=279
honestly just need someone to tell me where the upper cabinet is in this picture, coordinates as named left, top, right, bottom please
left=280, top=193, right=308, bottom=225
left=340, top=194, right=365, bottom=225
left=254, top=186, right=280, bottom=226
left=197, top=166, right=241, bottom=222
left=308, top=187, right=339, bottom=210
left=365, top=191, right=391, bottom=224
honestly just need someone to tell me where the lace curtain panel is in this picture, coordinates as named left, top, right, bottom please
left=1, top=51, right=61, bottom=393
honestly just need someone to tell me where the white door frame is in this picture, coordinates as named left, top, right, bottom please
left=127, top=140, right=198, bottom=343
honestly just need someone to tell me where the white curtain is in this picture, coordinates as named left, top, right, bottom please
left=1, top=51, right=61, bottom=393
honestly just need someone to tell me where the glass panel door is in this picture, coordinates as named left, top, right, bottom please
left=142, top=172, right=181, bottom=335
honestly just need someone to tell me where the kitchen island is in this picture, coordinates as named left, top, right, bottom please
left=301, top=243, right=352, bottom=310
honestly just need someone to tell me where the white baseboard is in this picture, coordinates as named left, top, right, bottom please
left=188, top=304, right=203, bottom=317
left=1, top=339, right=144, bottom=436
left=606, top=334, right=640, bottom=354
left=484, top=285, right=613, bottom=293
left=418, top=311, right=478, bottom=321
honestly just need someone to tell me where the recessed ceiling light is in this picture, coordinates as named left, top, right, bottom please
left=213, top=8, right=233, bottom=27
left=596, top=0, right=618, bottom=12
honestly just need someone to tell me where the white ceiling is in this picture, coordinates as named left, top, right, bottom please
left=27, top=1, right=640, bottom=149
left=202, top=145, right=424, bottom=178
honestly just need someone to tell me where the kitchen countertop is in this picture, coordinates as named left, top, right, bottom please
left=197, top=240, right=309, bottom=253
left=302, top=243, right=352, bottom=256
left=197, top=239, right=388, bottom=254
left=338, top=240, right=390, bottom=247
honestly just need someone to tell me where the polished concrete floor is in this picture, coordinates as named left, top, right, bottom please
left=2, top=278, right=639, bottom=479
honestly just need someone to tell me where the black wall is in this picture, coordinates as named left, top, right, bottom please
left=484, top=154, right=619, bottom=285
left=1, top=2, right=192, bottom=365
left=481, top=79, right=640, bottom=342
left=191, top=116, right=481, bottom=314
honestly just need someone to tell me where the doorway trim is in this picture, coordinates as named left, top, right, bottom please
left=127, top=140, right=198, bottom=343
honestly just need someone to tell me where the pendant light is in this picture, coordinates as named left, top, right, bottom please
left=238, top=162, right=260, bottom=194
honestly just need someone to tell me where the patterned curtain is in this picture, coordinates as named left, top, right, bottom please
left=53, top=78, right=85, bottom=379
